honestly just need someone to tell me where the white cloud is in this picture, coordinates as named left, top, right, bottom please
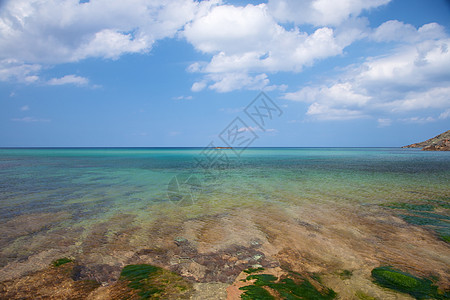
left=47, top=75, right=89, bottom=86
left=238, top=126, right=278, bottom=133
left=238, top=126, right=259, bottom=132
left=0, top=59, right=41, bottom=82
left=0, top=0, right=213, bottom=64
left=184, top=3, right=348, bottom=92
left=11, top=116, right=50, bottom=122
left=379, top=86, right=450, bottom=113
left=284, top=82, right=370, bottom=107
left=20, top=105, right=29, bottom=111
left=191, top=81, right=207, bottom=92
left=306, top=102, right=365, bottom=120
left=284, top=33, right=450, bottom=121
left=194, top=72, right=285, bottom=93
left=439, top=109, right=450, bottom=120
left=0, top=0, right=217, bottom=84
left=1, top=0, right=448, bottom=105
left=372, top=21, right=446, bottom=43
left=377, top=118, right=391, bottom=127
left=267, top=0, right=391, bottom=26
left=208, top=73, right=270, bottom=93
left=172, top=95, right=193, bottom=100
left=356, top=40, right=450, bottom=94
left=399, top=116, right=436, bottom=124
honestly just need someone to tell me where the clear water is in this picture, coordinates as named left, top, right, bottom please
left=0, top=147, right=449, bottom=273
left=1, top=148, right=448, bottom=219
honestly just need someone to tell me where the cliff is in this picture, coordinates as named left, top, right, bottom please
left=403, top=130, right=450, bottom=151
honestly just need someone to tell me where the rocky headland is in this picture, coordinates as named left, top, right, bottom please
left=403, top=130, right=450, bottom=151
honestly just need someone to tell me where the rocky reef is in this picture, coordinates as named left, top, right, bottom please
left=1, top=200, right=449, bottom=299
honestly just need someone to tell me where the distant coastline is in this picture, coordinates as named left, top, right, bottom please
left=403, top=130, right=450, bottom=151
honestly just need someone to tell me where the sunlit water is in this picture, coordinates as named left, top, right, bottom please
left=0, top=147, right=449, bottom=284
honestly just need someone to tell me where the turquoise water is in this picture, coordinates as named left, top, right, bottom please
left=0, top=147, right=449, bottom=271
left=1, top=147, right=449, bottom=220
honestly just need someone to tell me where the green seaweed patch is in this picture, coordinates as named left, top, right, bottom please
left=413, top=211, right=450, bottom=221
left=273, top=277, right=336, bottom=300
left=240, top=285, right=275, bottom=300
left=355, top=290, right=376, bottom=300
left=246, top=274, right=278, bottom=286
left=120, top=264, right=191, bottom=299
left=311, top=273, right=323, bottom=284
left=52, top=257, right=73, bottom=267
left=338, top=269, right=353, bottom=280
left=423, top=199, right=450, bottom=209
left=399, top=215, right=450, bottom=228
left=240, top=272, right=336, bottom=299
left=244, top=267, right=265, bottom=274
left=434, top=227, right=450, bottom=243
left=371, top=266, right=447, bottom=299
left=439, top=234, right=450, bottom=243
left=381, top=202, right=434, bottom=211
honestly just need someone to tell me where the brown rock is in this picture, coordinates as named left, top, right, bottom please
left=403, top=130, right=450, bottom=150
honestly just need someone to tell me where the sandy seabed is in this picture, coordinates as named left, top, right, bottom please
left=0, top=198, right=449, bottom=299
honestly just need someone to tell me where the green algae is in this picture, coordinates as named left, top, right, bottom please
left=355, top=290, right=376, bottom=300
left=338, top=269, right=353, bottom=280
left=310, top=273, right=323, bottom=284
left=438, top=234, right=450, bottom=243
left=240, top=271, right=336, bottom=300
left=244, top=267, right=266, bottom=274
left=434, top=227, right=450, bottom=243
left=399, top=215, right=449, bottom=227
left=382, top=203, right=434, bottom=211
left=2, top=258, right=101, bottom=299
left=413, top=211, right=450, bottom=221
left=423, top=199, right=450, bottom=209
left=371, top=266, right=447, bottom=299
left=240, top=285, right=275, bottom=300
left=52, top=257, right=73, bottom=267
left=120, top=264, right=161, bottom=292
left=119, top=264, right=191, bottom=299
left=273, top=277, right=336, bottom=300
left=380, top=199, right=450, bottom=243
left=246, top=274, right=278, bottom=286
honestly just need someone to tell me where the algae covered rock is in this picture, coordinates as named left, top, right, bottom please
left=233, top=267, right=337, bottom=300
left=0, top=258, right=100, bottom=299
left=117, top=264, right=193, bottom=299
left=371, top=266, right=448, bottom=299
left=52, top=257, right=74, bottom=267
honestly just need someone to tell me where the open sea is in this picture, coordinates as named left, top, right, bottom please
left=1, top=147, right=448, bottom=218
left=0, top=147, right=449, bottom=297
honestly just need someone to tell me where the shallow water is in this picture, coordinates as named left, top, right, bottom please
left=0, top=147, right=449, bottom=297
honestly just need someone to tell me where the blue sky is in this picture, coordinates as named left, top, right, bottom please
left=0, top=0, right=449, bottom=147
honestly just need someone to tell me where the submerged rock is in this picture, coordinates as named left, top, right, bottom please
left=228, top=267, right=337, bottom=300
left=371, top=266, right=448, bottom=299
left=110, top=263, right=193, bottom=299
left=0, top=259, right=100, bottom=299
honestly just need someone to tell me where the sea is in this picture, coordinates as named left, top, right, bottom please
left=0, top=147, right=449, bottom=287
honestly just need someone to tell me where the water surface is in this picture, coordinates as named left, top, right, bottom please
left=0, top=147, right=449, bottom=294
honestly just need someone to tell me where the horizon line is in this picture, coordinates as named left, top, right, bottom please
left=0, top=146, right=409, bottom=149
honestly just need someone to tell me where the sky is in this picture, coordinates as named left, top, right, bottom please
left=0, top=0, right=449, bottom=147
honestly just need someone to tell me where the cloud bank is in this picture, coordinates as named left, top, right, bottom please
left=1, top=0, right=449, bottom=124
